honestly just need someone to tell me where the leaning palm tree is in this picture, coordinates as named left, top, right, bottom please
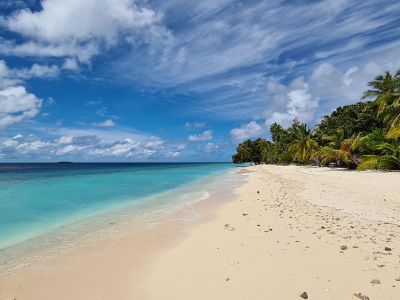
left=316, top=134, right=364, bottom=169
left=288, top=124, right=319, bottom=164
left=385, top=124, right=400, bottom=140
left=358, top=140, right=400, bottom=170
left=260, top=142, right=276, bottom=164
left=236, top=142, right=255, bottom=164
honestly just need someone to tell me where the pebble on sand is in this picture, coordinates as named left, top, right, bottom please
left=300, top=292, right=308, bottom=299
left=370, top=279, right=381, bottom=285
left=384, top=247, right=392, bottom=251
left=353, top=292, right=370, bottom=300
left=340, top=245, right=348, bottom=250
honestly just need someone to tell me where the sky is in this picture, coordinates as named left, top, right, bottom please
left=0, top=0, right=399, bottom=162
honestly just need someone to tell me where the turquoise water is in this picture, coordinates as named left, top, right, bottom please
left=0, top=163, right=234, bottom=249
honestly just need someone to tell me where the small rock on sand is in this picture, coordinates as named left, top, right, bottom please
left=384, top=247, right=392, bottom=251
left=370, top=279, right=381, bottom=285
left=353, top=293, right=370, bottom=300
left=300, top=292, right=308, bottom=299
left=395, top=276, right=400, bottom=282
left=340, top=245, right=348, bottom=250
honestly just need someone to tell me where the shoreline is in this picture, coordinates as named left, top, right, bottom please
left=0, top=168, right=244, bottom=300
left=1, top=165, right=399, bottom=299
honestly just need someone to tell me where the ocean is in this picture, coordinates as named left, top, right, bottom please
left=0, top=163, right=237, bottom=251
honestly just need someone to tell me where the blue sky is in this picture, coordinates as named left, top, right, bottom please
left=0, top=0, right=399, bottom=162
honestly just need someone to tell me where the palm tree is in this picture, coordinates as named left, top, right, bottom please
left=358, top=140, right=400, bottom=170
left=385, top=124, right=400, bottom=140
left=323, top=128, right=350, bottom=149
left=362, top=71, right=398, bottom=99
left=236, top=142, right=255, bottom=164
left=288, top=124, right=318, bottom=164
left=363, top=71, right=400, bottom=121
left=317, top=134, right=364, bottom=169
left=381, top=98, right=400, bottom=126
left=260, top=142, right=276, bottom=164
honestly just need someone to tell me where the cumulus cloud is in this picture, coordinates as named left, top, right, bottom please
left=230, top=121, right=265, bottom=142
left=14, top=63, right=60, bottom=79
left=0, top=86, right=42, bottom=129
left=262, top=58, right=397, bottom=128
left=0, top=59, right=59, bottom=86
left=62, top=58, right=79, bottom=71
left=188, top=130, right=213, bottom=142
left=265, top=77, right=319, bottom=127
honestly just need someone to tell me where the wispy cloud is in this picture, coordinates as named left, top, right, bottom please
left=0, top=0, right=399, bottom=161
left=93, top=119, right=115, bottom=127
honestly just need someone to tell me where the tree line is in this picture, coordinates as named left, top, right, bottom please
left=232, top=70, right=400, bottom=170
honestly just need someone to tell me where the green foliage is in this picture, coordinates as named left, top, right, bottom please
left=314, top=102, right=380, bottom=145
left=362, top=128, right=386, bottom=154
left=358, top=141, right=400, bottom=170
left=232, top=69, right=400, bottom=171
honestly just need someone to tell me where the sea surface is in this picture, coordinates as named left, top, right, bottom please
left=0, top=162, right=237, bottom=251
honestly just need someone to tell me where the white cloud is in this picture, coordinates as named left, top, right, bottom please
left=62, top=58, right=79, bottom=71
left=93, top=119, right=115, bottom=127
left=56, top=144, right=80, bottom=156
left=12, top=133, right=23, bottom=139
left=13, top=63, right=60, bottom=79
left=188, top=130, right=213, bottom=142
left=0, top=86, right=42, bottom=129
left=230, top=121, right=264, bottom=142
left=184, top=121, right=206, bottom=130
left=2, top=139, right=18, bottom=148
left=203, top=142, right=218, bottom=153
left=3, top=0, right=162, bottom=64
left=0, top=59, right=59, bottom=86
left=15, top=140, right=53, bottom=155
left=145, top=136, right=165, bottom=149
left=0, top=128, right=175, bottom=160
left=314, top=38, right=366, bottom=59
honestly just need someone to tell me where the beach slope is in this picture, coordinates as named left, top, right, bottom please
left=143, top=165, right=400, bottom=299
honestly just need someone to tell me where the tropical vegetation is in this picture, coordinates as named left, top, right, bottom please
left=232, top=70, right=400, bottom=170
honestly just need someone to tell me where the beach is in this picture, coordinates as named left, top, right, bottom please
left=1, top=165, right=400, bottom=299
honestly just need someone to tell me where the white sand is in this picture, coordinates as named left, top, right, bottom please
left=143, top=165, right=400, bottom=299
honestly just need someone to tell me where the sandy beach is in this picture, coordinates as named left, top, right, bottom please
left=1, top=165, right=400, bottom=299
